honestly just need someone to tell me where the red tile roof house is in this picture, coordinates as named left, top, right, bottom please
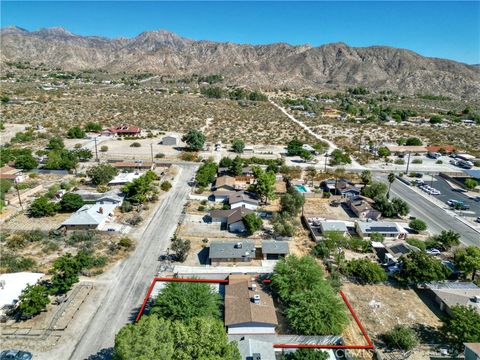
left=426, top=145, right=457, bottom=154
left=103, top=124, right=142, bottom=137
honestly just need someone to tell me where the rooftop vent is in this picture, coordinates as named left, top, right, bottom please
left=252, top=294, right=260, bottom=304
left=250, top=283, right=257, bottom=291
left=235, top=242, right=243, bottom=249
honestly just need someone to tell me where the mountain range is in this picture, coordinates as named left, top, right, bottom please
left=1, top=26, right=479, bottom=99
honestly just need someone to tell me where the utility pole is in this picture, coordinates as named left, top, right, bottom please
left=15, top=182, right=23, bottom=210
left=405, top=152, right=411, bottom=175
left=94, top=137, right=99, bottom=162
left=150, top=143, right=154, bottom=163
left=324, top=152, right=328, bottom=173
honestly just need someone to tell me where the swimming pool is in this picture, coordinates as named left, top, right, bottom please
left=294, top=185, right=309, bottom=193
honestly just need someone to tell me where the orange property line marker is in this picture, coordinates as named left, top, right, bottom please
left=135, top=278, right=375, bottom=350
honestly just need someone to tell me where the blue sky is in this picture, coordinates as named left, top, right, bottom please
left=1, top=1, right=479, bottom=64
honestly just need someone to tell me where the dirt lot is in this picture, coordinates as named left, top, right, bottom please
left=341, top=283, right=442, bottom=348
left=303, top=196, right=352, bottom=220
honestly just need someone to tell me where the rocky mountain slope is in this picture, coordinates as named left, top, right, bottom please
left=1, top=26, right=479, bottom=98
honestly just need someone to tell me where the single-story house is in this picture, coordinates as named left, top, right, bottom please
left=214, top=176, right=236, bottom=191
left=348, top=196, right=381, bottom=221
left=108, top=171, right=143, bottom=185
left=229, top=192, right=259, bottom=210
left=224, top=274, right=278, bottom=334
left=241, top=165, right=268, bottom=177
left=0, top=272, right=45, bottom=316
left=372, top=239, right=420, bottom=265
left=464, top=343, right=480, bottom=360
left=426, top=282, right=480, bottom=316
left=209, top=207, right=254, bottom=232
left=161, top=134, right=180, bottom=146
left=335, top=179, right=361, bottom=198
left=61, top=203, right=117, bottom=231
left=212, top=190, right=236, bottom=203
left=236, top=337, right=276, bottom=360
left=0, top=166, right=26, bottom=183
left=209, top=240, right=256, bottom=265
left=302, top=144, right=316, bottom=153
left=426, top=145, right=456, bottom=154
left=73, top=189, right=124, bottom=205
left=234, top=176, right=255, bottom=190
left=386, top=145, right=428, bottom=154
left=356, top=221, right=407, bottom=240
left=111, top=161, right=155, bottom=171
left=103, top=124, right=142, bottom=137
left=319, top=221, right=349, bottom=236
left=261, top=240, right=289, bottom=260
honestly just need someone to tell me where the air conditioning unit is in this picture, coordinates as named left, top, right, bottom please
left=252, top=294, right=261, bottom=304
left=250, top=283, right=257, bottom=291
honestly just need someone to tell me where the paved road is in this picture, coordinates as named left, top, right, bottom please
left=69, top=164, right=197, bottom=359
left=388, top=179, right=479, bottom=247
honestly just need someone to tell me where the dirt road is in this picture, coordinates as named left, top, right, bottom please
left=41, top=164, right=198, bottom=360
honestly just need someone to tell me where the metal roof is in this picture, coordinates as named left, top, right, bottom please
left=357, top=221, right=401, bottom=234
left=320, top=221, right=348, bottom=233
left=463, top=169, right=480, bottom=180
left=209, top=240, right=256, bottom=259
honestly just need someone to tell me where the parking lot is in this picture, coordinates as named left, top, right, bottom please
left=429, top=176, right=480, bottom=217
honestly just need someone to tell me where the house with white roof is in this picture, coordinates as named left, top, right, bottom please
left=108, top=171, right=143, bottom=185
left=0, top=272, right=44, bottom=316
left=60, top=203, right=117, bottom=231
left=356, top=221, right=407, bottom=240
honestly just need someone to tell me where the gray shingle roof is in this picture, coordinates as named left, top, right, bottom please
left=261, top=240, right=289, bottom=255
left=209, top=240, right=256, bottom=259
left=210, top=207, right=254, bottom=225
left=61, top=203, right=117, bottom=226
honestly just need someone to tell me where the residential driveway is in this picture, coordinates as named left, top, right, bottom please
left=35, top=164, right=198, bottom=360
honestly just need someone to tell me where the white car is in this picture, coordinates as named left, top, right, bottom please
left=426, top=248, right=441, bottom=255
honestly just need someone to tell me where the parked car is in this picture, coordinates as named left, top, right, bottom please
left=415, top=173, right=424, bottom=178
left=426, top=248, right=441, bottom=255
left=449, top=159, right=458, bottom=166
left=476, top=217, right=480, bottom=223
left=0, top=350, right=32, bottom=360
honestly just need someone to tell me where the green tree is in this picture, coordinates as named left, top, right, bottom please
left=47, top=136, right=65, bottom=150
left=122, top=171, right=158, bottom=204
left=432, top=230, right=461, bottom=251
left=441, top=305, right=480, bottom=354
left=87, top=163, right=118, bottom=185
left=361, top=181, right=388, bottom=199
left=281, top=349, right=329, bottom=360
left=84, top=122, right=102, bottom=132
left=287, top=139, right=304, bottom=156
left=50, top=253, right=83, bottom=294
left=242, top=213, right=263, bottom=235
left=182, top=129, right=205, bottom=151
left=280, top=187, right=305, bottom=216
left=44, top=150, right=78, bottom=170
left=161, top=181, right=172, bottom=191
left=360, top=170, right=372, bottom=186
left=29, top=196, right=60, bottom=217
left=405, top=137, right=422, bottom=146
left=395, top=251, right=450, bottom=285
left=17, top=284, right=50, bottom=318
left=378, top=147, right=391, bottom=164
left=329, top=149, right=351, bottom=165
left=229, top=156, right=243, bottom=176
left=409, top=219, right=427, bottom=232
left=252, top=167, right=276, bottom=204
left=74, top=148, right=93, bottom=161
left=454, top=246, right=480, bottom=281
left=14, top=154, right=38, bottom=170
left=67, top=126, right=86, bottom=139
left=171, top=235, right=191, bottom=262
left=60, top=193, right=84, bottom=212
left=464, top=178, right=478, bottom=190
left=114, top=316, right=240, bottom=360
left=384, top=325, right=418, bottom=351
left=195, top=161, right=218, bottom=187
left=387, top=172, right=395, bottom=198
left=429, top=115, right=443, bottom=124
left=151, top=282, right=221, bottom=322
left=114, top=315, right=175, bottom=360
left=342, top=259, right=387, bottom=284
left=300, top=149, right=314, bottom=162
left=231, top=138, right=245, bottom=153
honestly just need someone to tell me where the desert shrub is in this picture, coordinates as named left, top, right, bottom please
left=384, top=325, right=418, bottom=351
left=160, top=181, right=172, bottom=191
left=130, top=142, right=141, bottom=147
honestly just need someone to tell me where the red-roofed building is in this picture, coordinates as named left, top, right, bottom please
left=103, top=124, right=142, bottom=137
left=426, top=145, right=457, bottom=154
